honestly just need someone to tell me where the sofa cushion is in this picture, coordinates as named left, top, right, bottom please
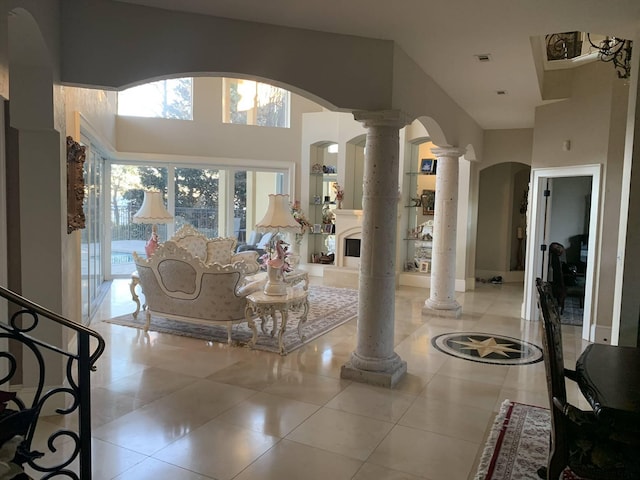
left=205, top=237, right=237, bottom=265
left=256, top=232, right=273, bottom=250
left=175, top=235, right=207, bottom=261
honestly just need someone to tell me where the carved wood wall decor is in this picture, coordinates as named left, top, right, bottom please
left=66, top=136, right=86, bottom=234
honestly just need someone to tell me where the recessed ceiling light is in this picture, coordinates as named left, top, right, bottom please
left=496, top=90, right=507, bottom=95
left=475, top=54, right=492, bottom=62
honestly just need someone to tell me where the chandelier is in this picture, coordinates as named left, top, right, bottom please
left=587, top=34, right=633, bottom=79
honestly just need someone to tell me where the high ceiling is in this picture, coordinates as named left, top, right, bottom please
left=114, top=0, right=639, bottom=130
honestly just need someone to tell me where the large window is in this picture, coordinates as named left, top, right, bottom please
left=108, top=164, right=285, bottom=277
left=223, top=78, right=290, bottom=128
left=117, top=78, right=193, bottom=120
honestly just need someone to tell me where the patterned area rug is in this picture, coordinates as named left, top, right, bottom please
left=103, top=285, right=358, bottom=354
left=475, top=400, right=551, bottom=480
left=475, top=400, right=582, bottom=480
left=561, top=296, right=583, bottom=326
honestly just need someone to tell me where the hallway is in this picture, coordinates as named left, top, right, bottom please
left=37, top=278, right=588, bottom=479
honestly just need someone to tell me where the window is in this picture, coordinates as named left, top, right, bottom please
left=117, top=78, right=193, bottom=120
left=108, top=163, right=286, bottom=278
left=223, top=78, right=290, bottom=128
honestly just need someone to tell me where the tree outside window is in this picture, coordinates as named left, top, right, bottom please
left=224, top=78, right=290, bottom=128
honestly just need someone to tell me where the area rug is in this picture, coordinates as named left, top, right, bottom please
left=561, top=297, right=583, bottom=326
left=103, top=285, right=358, bottom=354
left=475, top=400, right=584, bottom=480
left=475, top=400, right=550, bottom=480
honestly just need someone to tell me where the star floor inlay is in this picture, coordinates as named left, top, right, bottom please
left=431, top=332, right=543, bottom=365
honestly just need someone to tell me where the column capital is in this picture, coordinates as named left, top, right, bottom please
left=353, top=110, right=412, bottom=129
left=431, top=146, right=467, bottom=159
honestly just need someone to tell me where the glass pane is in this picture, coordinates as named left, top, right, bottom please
left=224, top=78, right=289, bottom=127
left=118, top=78, right=193, bottom=120
left=80, top=147, right=104, bottom=322
left=110, top=165, right=169, bottom=273
left=256, top=83, right=289, bottom=127
left=234, top=171, right=247, bottom=242
left=175, top=167, right=219, bottom=238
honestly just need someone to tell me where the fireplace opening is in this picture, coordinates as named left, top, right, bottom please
left=345, top=238, right=361, bottom=258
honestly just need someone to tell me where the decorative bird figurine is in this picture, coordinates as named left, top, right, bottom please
left=267, top=239, right=292, bottom=272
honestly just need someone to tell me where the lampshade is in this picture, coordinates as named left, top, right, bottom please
left=133, top=191, right=173, bottom=224
left=255, top=194, right=301, bottom=233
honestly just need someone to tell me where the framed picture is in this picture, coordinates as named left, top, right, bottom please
left=421, top=189, right=435, bottom=215
left=66, top=136, right=87, bottom=234
left=420, top=158, right=437, bottom=174
left=313, top=224, right=322, bottom=234
left=419, top=261, right=430, bottom=273
left=323, top=223, right=334, bottom=234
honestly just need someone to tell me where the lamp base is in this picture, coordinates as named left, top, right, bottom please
left=263, top=265, right=288, bottom=296
left=145, top=232, right=159, bottom=258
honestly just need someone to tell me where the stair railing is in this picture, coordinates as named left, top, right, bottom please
left=0, top=285, right=105, bottom=479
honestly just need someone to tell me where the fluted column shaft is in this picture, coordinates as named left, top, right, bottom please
left=424, top=147, right=466, bottom=317
left=340, top=110, right=409, bottom=388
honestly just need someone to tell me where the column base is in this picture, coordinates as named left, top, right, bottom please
left=423, top=298, right=462, bottom=318
left=340, top=357, right=407, bottom=388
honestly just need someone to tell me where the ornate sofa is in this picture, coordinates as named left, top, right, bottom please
left=170, top=225, right=260, bottom=274
left=132, top=241, right=262, bottom=344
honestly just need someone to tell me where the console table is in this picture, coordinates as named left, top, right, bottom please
left=244, top=287, right=309, bottom=355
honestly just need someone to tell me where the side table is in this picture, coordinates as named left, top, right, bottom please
left=244, top=287, right=309, bottom=355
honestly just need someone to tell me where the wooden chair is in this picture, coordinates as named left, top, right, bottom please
left=548, top=242, right=567, bottom=314
left=535, top=278, right=640, bottom=480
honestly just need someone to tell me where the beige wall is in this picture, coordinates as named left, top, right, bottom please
left=64, top=86, right=118, bottom=146
left=482, top=129, right=533, bottom=170
left=532, top=60, right=629, bottom=336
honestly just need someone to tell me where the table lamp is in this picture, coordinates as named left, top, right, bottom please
left=133, top=191, right=174, bottom=258
left=255, top=194, right=301, bottom=295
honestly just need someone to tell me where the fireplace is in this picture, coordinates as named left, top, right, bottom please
left=345, top=238, right=361, bottom=257
left=333, top=209, right=363, bottom=268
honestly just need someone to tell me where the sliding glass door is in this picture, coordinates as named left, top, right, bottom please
left=80, top=139, right=106, bottom=323
left=108, top=163, right=285, bottom=277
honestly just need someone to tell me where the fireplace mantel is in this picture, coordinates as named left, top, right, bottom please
left=333, top=209, right=363, bottom=268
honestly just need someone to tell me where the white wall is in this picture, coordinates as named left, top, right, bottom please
left=532, top=60, right=630, bottom=338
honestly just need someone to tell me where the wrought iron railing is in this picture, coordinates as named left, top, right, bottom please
left=0, top=286, right=105, bottom=479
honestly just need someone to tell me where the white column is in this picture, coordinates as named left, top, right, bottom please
left=424, top=146, right=466, bottom=317
left=341, top=110, right=410, bottom=388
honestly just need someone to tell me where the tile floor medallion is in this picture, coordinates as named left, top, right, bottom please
left=431, top=332, right=543, bottom=365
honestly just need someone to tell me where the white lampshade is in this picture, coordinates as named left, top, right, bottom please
left=133, top=191, right=173, bottom=224
left=255, top=194, right=301, bottom=233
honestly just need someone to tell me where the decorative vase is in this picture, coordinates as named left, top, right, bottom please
left=264, top=265, right=287, bottom=295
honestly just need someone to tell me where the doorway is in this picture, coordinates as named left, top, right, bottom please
left=522, top=164, right=601, bottom=342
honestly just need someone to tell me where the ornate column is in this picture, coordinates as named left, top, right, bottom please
left=341, top=110, right=410, bottom=388
left=424, top=146, right=466, bottom=317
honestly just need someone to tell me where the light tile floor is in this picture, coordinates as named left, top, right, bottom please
left=37, top=277, right=590, bottom=480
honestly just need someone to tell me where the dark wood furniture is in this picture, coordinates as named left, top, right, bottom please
left=535, top=279, right=640, bottom=480
left=576, top=343, right=640, bottom=432
left=548, top=242, right=567, bottom=314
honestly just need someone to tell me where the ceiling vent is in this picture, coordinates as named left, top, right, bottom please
left=475, top=54, right=492, bottom=62
left=496, top=90, right=507, bottom=95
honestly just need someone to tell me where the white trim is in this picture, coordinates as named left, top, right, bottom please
left=522, top=164, right=601, bottom=343
left=110, top=150, right=295, bottom=175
